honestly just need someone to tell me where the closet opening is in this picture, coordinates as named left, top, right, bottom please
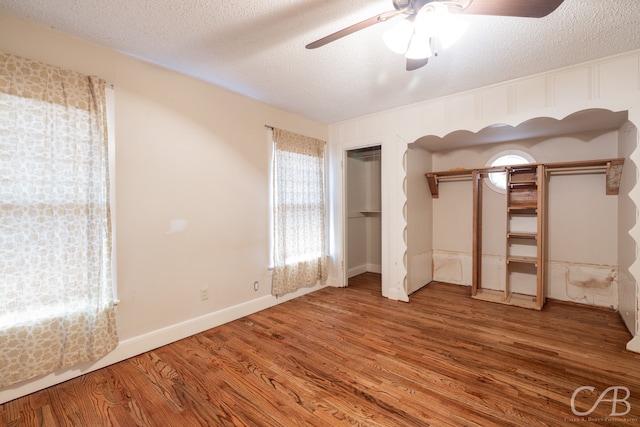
left=406, top=109, right=637, bottom=332
left=345, top=145, right=382, bottom=290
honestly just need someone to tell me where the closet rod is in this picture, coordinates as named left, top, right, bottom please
left=547, top=165, right=607, bottom=173
left=436, top=175, right=474, bottom=182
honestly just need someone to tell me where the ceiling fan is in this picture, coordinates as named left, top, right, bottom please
left=306, top=0, right=565, bottom=71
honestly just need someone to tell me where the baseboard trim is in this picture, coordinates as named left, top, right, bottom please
left=626, top=335, right=640, bottom=353
left=347, top=263, right=381, bottom=278
left=348, top=264, right=368, bottom=278
left=0, top=282, right=327, bottom=404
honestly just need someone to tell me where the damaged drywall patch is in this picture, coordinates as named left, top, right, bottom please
left=567, top=268, right=615, bottom=289
left=555, top=263, right=618, bottom=308
left=435, top=258, right=462, bottom=283
left=432, top=250, right=471, bottom=285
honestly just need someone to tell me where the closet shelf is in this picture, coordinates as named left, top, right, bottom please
left=472, top=289, right=539, bottom=309
left=426, top=158, right=624, bottom=198
left=348, top=210, right=381, bottom=219
left=507, top=232, right=537, bottom=239
left=508, top=206, right=537, bottom=213
left=509, top=181, right=537, bottom=188
left=507, top=256, right=538, bottom=265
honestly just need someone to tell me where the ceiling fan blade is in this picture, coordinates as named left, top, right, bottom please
left=306, top=9, right=403, bottom=49
left=406, top=57, right=429, bottom=71
left=460, top=0, right=565, bottom=18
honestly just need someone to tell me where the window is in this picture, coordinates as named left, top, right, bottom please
left=486, top=150, right=536, bottom=193
left=0, top=53, right=118, bottom=387
left=271, top=128, right=327, bottom=296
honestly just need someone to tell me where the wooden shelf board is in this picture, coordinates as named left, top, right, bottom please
left=545, top=158, right=623, bottom=171
left=472, top=289, right=541, bottom=310
left=507, top=256, right=537, bottom=265
left=472, top=289, right=506, bottom=304
left=508, top=206, right=537, bottom=213
left=508, top=232, right=537, bottom=239
left=510, top=180, right=537, bottom=186
left=509, top=165, right=537, bottom=172
left=507, top=292, right=541, bottom=310
left=348, top=211, right=381, bottom=219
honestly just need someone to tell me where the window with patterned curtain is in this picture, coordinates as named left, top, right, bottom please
left=0, top=52, right=118, bottom=387
left=271, top=128, right=327, bottom=297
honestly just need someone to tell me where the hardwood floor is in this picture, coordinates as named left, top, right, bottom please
left=2, top=272, right=640, bottom=426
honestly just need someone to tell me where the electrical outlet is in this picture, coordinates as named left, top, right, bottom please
left=253, top=281, right=259, bottom=291
left=200, top=287, right=209, bottom=301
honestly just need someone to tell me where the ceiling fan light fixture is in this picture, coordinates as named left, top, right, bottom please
left=404, top=34, right=432, bottom=59
left=415, top=1, right=469, bottom=50
left=414, top=2, right=446, bottom=37
left=437, top=17, right=469, bottom=50
left=384, top=1, right=468, bottom=59
left=383, top=18, right=414, bottom=54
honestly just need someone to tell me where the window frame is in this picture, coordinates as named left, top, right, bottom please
left=267, top=129, right=329, bottom=270
left=106, top=85, right=118, bottom=304
left=486, top=150, right=536, bottom=194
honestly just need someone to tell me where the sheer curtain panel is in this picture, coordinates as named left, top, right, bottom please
left=272, top=128, right=327, bottom=296
left=0, top=52, right=118, bottom=387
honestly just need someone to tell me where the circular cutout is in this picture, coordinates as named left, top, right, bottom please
left=486, top=150, right=536, bottom=193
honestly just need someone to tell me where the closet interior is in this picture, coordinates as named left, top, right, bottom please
left=346, top=146, right=382, bottom=279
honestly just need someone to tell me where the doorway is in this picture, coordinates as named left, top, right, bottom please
left=345, top=146, right=382, bottom=287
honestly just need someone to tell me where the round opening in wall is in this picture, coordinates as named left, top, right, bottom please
left=486, top=150, right=536, bottom=193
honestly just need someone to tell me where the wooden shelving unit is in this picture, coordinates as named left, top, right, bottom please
left=505, top=164, right=544, bottom=309
left=426, top=158, right=623, bottom=310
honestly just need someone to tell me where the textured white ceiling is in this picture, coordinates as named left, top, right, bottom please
left=1, top=0, right=640, bottom=123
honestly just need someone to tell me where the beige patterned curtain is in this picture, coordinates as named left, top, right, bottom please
left=272, top=128, right=327, bottom=296
left=0, top=52, right=118, bottom=387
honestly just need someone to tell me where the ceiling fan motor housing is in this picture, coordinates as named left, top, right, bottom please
left=393, top=0, right=438, bottom=13
left=392, top=0, right=410, bottom=11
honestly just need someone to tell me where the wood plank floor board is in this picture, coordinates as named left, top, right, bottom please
left=99, top=363, right=166, bottom=426
left=2, top=272, right=640, bottom=426
left=182, top=327, right=363, bottom=426
left=214, top=318, right=421, bottom=426
left=156, top=340, right=297, bottom=426
left=201, top=332, right=333, bottom=424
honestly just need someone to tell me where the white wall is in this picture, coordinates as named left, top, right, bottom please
left=0, top=13, right=328, bottom=403
left=406, top=146, right=433, bottom=294
left=329, top=50, right=640, bottom=352
left=619, top=123, right=639, bottom=333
